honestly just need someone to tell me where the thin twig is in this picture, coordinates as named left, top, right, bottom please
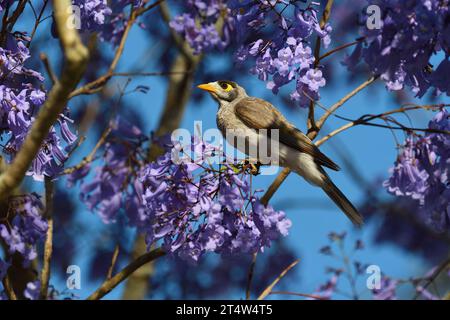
left=269, top=290, right=326, bottom=300
left=312, top=75, right=379, bottom=138
left=61, top=126, right=111, bottom=175
left=315, top=104, right=450, bottom=146
left=40, top=52, right=58, bottom=85
left=257, top=259, right=300, bottom=300
left=27, top=0, right=49, bottom=48
left=87, top=247, right=165, bottom=300
left=318, top=38, right=364, bottom=62
left=307, top=0, right=334, bottom=132
left=5, top=0, right=27, bottom=32
left=112, top=70, right=192, bottom=77
left=106, top=246, right=120, bottom=280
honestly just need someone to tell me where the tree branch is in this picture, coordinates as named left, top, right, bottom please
left=2, top=275, right=17, bottom=300
left=39, top=177, right=54, bottom=299
left=257, top=259, right=300, bottom=300
left=0, top=0, right=89, bottom=201
left=315, top=104, right=449, bottom=146
left=87, top=247, right=165, bottom=300
left=69, top=0, right=164, bottom=98
left=307, top=0, right=334, bottom=132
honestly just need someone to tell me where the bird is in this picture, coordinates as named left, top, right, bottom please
left=197, top=80, right=363, bottom=227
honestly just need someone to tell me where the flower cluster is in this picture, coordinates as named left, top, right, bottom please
left=343, top=0, right=450, bottom=97
left=70, top=0, right=145, bottom=45
left=69, top=118, right=291, bottom=263
left=138, top=138, right=291, bottom=263
left=170, top=1, right=331, bottom=107
left=169, top=0, right=231, bottom=54
left=383, top=109, right=449, bottom=232
left=0, top=193, right=47, bottom=266
left=71, top=117, right=147, bottom=224
left=0, top=34, right=77, bottom=180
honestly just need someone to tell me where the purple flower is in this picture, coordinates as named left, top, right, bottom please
left=24, top=281, right=40, bottom=300
left=384, top=109, right=449, bottom=232
left=171, top=2, right=330, bottom=106
left=345, top=0, right=450, bottom=98
left=136, top=138, right=291, bottom=262
left=0, top=35, right=78, bottom=180
left=0, top=194, right=47, bottom=266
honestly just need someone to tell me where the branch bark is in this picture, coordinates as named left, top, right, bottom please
left=0, top=0, right=89, bottom=201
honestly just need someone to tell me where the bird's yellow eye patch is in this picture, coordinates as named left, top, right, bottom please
left=219, top=82, right=233, bottom=92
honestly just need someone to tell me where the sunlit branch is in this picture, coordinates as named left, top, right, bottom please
left=257, top=259, right=300, bottom=300
left=87, top=247, right=166, bottom=300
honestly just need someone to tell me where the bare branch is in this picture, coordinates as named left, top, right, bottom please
left=106, top=246, right=120, bottom=281
left=87, top=247, right=165, bottom=300
left=315, top=104, right=450, bottom=147
left=319, top=37, right=365, bottom=62
left=312, top=75, right=379, bottom=138
left=269, top=290, right=326, bottom=300
left=40, top=52, right=58, bottom=85
left=257, top=259, right=300, bottom=300
left=307, top=0, right=334, bottom=132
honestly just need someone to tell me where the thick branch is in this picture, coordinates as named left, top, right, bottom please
left=0, top=0, right=89, bottom=200
left=39, top=177, right=54, bottom=300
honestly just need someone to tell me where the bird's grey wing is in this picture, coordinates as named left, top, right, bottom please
left=234, top=98, right=340, bottom=171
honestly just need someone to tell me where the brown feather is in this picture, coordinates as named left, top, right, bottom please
left=234, top=97, right=340, bottom=171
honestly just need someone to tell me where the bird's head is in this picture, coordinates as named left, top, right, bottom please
left=197, top=80, right=246, bottom=103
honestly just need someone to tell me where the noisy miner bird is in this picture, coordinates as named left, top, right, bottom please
left=197, top=80, right=363, bottom=227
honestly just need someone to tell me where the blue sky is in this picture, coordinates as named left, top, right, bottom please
left=12, top=3, right=445, bottom=299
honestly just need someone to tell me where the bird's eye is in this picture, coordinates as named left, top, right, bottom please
left=220, top=82, right=233, bottom=92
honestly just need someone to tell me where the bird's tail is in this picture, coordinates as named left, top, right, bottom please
left=321, top=177, right=363, bottom=227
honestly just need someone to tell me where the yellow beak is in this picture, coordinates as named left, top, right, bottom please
left=197, top=83, right=217, bottom=93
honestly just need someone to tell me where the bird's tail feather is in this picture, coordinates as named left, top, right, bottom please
left=321, top=177, right=363, bottom=227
